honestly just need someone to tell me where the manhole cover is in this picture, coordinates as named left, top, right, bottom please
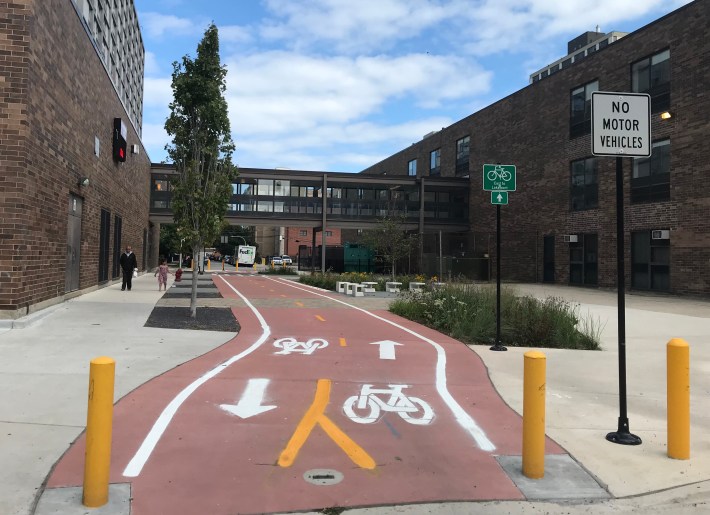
left=303, top=469, right=344, bottom=486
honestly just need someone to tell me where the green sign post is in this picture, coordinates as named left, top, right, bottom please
left=483, top=164, right=516, bottom=353
left=491, top=191, right=508, bottom=205
left=483, top=164, right=516, bottom=191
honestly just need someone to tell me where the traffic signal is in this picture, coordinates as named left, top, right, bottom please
left=113, top=118, right=127, bottom=162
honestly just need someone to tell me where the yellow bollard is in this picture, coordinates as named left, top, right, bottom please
left=667, top=338, right=690, bottom=460
left=207, top=259, right=210, bottom=271
left=523, top=350, right=546, bottom=479
left=222, top=259, right=225, bottom=271
left=83, top=357, right=116, bottom=507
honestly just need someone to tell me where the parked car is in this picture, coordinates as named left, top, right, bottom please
left=271, top=256, right=283, bottom=266
left=281, top=255, right=293, bottom=265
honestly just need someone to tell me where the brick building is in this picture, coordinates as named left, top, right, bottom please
left=0, top=0, right=151, bottom=319
left=361, top=0, right=710, bottom=296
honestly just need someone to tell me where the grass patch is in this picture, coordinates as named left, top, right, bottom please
left=258, top=266, right=298, bottom=275
left=389, top=284, right=602, bottom=350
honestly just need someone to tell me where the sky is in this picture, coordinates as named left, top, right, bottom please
left=136, top=0, right=692, bottom=173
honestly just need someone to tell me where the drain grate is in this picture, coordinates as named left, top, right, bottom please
left=303, top=469, right=344, bottom=486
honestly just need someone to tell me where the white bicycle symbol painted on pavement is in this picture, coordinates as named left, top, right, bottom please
left=273, top=337, right=329, bottom=355
left=343, top=384, right=434, bottom=425
left=486, top=166, right=512, bottom=182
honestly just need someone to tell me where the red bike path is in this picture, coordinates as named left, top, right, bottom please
left=47, top=275, right=565, bottom=514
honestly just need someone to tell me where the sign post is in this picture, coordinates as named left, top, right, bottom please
left=592, top=91, right=650, bottom=446
left=483, top=164, right=516, bottom=352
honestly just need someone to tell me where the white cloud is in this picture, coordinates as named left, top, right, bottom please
left=144, top=51, right=161, bottom=76
left=260, top=0, right=464, bottom=53
left=141, top=122, right=170, bottom=162
left=143, top=77, right=172, bottom=109
left=234, top=116, right=453, bottom=171
left=225, top=51, right=491, bottom=137
left=218, top=25, right=253, bottom=44
left=461, top=0, right=694, bottom=55
left=138, top=12, right=200, bottom=38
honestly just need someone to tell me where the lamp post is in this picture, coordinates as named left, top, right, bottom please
left=178, top=238, right=185, bottom=268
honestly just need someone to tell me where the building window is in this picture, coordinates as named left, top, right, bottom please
left=430, top=149, right=440, bottom=176
left=570, top=157, right=598, bottom=211
left=632, top=49, right=670, bottom=113
left=325, top=231, right=333, bottom=237
left=408, top=159, right=417, bottom=177
left=152, top=179, right=169, bottom=192
left=569, top=234, right=598, bottom=286
left=632, top=139, right=670, bottom=203
left=570, top=80, right=598, bottom=138
left=632, top=230, right=670, bottom=291
left=299, top=230, right=307, bottom=237
left=274, top=180, right=290, bottom=196
left=455, top=136, right=470, bottom=175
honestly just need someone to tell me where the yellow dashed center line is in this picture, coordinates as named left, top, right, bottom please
left=315, top=315, right=326, bottom=322
left=339, top=338, right=347, bottom=347
left=295, top=301, right=304, bottom=307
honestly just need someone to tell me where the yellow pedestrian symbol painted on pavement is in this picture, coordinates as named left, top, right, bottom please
left=278, top=379, right=376, bottom=470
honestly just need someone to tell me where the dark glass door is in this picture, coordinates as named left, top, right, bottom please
left=543, top=235, right=555, bottom=282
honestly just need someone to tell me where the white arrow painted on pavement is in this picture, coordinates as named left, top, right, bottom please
left=370, top=340, right=403, bottom=360
left=220, top=378, right=277, bottom=419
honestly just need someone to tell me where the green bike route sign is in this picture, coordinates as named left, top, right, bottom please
left=483, top=164, right=516, bottom=191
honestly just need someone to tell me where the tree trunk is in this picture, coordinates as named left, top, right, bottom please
left=190, top=248, right=198, bottom=318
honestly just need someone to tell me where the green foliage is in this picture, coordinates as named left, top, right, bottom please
left=164, top=24, right=237, bottom=317
left=359, top=215, right=418, bottom=278
left=165, top=23, right=238, bottom=260
left=159, top=224, right=183, bottom=256
left=259, top=267, right=297, bottom=275
left=299, top=272, right=339, bottom=291
left=389, top=285, right=602, bottom=350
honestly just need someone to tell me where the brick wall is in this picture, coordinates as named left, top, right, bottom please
left=360, top=1, right=710, bottom=295
left=284, top=227, right=342, bottom=257
left=0, top=0, right=151, bottom=317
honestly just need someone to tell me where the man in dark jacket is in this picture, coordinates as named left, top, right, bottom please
left=119, top=245, right=138, bottom=291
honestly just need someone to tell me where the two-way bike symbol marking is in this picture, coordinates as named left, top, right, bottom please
left=273, top=337, right=328, bottom=355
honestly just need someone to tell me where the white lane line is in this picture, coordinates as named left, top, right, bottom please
left=269, top=278, right=495, bottom=452
left=123, top=276, right=271, bottom=477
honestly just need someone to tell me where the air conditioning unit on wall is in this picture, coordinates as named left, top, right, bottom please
left=652, top=229, right=670, bottom=240
left=563, top=234, right=579, bottom=243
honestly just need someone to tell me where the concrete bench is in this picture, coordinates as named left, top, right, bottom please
left=409, top=282, right=426, bottom=292
left=385, top=281, right=402, bottom=293
left=336, top=281, right=352, bottom=294
left=346, top=283, right=364, bottom=297
left=361, top=281, right=378, bottom=294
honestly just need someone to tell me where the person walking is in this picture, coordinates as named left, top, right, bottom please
left=154, top=257, right=172, bottom=291
left=119, top=245, right=138, bottom=291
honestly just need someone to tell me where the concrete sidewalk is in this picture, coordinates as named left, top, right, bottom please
left=0, top=273, right=235, bottom=515
left=1, top=277, right=709, bottom=514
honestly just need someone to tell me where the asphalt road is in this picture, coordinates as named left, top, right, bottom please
left=46, top=274, right=567, bottom=514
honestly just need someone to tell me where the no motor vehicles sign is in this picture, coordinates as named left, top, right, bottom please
left=591, top=91, right=651, bottom=157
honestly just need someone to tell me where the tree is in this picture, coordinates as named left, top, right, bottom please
left=165, top=24, right=237, bottom=317
left=361, top=214, right=419, bottom=279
